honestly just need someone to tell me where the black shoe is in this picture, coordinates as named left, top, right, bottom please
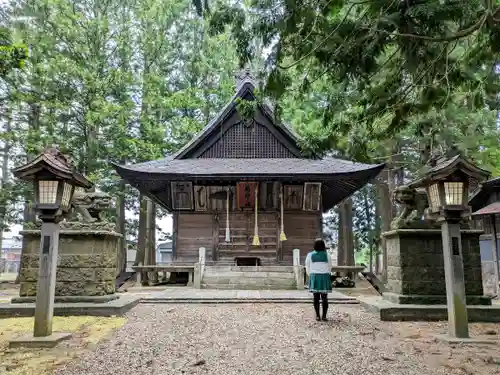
left=321, top=317, right=328, bottom=321
left=315, top=316, right=321, bottom=321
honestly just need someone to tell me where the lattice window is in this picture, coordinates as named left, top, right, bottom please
left=444, top=182, right=463, bottom=205
left=428, top=184, right=440, bottom=211
left=200, top=122, right=295, bottom=158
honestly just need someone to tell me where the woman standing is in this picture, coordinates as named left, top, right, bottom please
left=305, top=238, right=332, bottom=321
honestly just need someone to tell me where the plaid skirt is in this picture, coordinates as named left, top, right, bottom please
left=308, top=273, right=332, bottom=293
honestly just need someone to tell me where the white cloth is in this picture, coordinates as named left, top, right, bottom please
left=305, top=252, right=332, bottom=275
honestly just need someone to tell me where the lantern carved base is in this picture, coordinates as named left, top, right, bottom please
left=17, top=229, right=121, bottom=299
left=382, top=229, right=491, bottom=306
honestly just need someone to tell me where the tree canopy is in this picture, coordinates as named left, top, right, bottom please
left=0, top=26, right=28, bottom=78
left=203, top=1, right=500, bottom=167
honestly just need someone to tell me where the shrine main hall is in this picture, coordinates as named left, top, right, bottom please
left=113, top=71, right=384, bottom=266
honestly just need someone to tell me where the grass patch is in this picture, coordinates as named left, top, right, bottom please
left=0, top=316, right=127, bottom=375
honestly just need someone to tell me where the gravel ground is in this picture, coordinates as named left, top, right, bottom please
left=55, top=304, right=500, bottom=375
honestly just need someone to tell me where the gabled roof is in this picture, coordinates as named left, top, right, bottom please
left=173, top=71, right=300, bottom=159
left=469, top=176, right=500, bottom=211
left=111, top=69, right=386, bottom=212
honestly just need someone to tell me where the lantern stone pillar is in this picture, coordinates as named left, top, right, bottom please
left=403, top=153, right=491, bottom=340
left=33, top=222, right=60, bottom=337
left=440, top=214, right=469, bottom=338
left=10, top=145, right=93, bottom=346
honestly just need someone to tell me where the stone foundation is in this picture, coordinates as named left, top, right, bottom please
left=18, top=229, right=121, bottom=298
left=382, top=229, right=490, bottom=306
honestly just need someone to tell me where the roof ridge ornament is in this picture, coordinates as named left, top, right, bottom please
left=44, top=144, right=75, bottom=169
left=234, top=66, right=257, bottom=89
left=427, top=145, right=462, bottom=167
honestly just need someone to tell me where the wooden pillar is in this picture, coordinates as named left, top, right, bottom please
left=172, top=211, right=179, bottom=260
left=276, top=211, right=282, bottom=262
left=338, top=199, right=354, bottom=267
left=337, top=205, right=345, bottom=267
left=148, top=200, right=158, bottom=283
left=136, top=194, right=148, bottom=285
left=212, top=213, right=219, bottom=262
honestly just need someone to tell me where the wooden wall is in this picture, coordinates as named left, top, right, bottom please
left=173, top=210, right=322, bottom=265
left=281, top=211, right=322, bottom=264
left=175, top=212, right=214, bottom=262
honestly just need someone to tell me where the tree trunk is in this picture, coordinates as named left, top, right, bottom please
left=17, top=103, right=40, bottom=284
left=0, top=105, right=12, bottom=261
left=115, top=177, right=127, bottom=277
left=374, top=187, right=382, bottom=274
left=377, top=169, right=393, bottom=281
left=343, top=198, right=355, bottom=268
left=338, top=198, right=355, bottom=277
left=363, top=187, right=373, bottom=272
left=135, top=194, right=148, bottom=285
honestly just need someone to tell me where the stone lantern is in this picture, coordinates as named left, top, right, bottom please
left=408, top=154, right=490, bottom=339
left=12, top=145, right=92, bottom=339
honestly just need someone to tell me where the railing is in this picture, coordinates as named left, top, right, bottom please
left=132, top=264, right=196, bottom=286
left=193, top=247, right=206, bottom=288
left=294, top=248, right=366, bottom=290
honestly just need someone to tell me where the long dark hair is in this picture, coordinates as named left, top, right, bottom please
left=313, top=238, right=326, bottom=251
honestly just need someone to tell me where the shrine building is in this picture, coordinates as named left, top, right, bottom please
left=112, top=71, right=384, bottom=266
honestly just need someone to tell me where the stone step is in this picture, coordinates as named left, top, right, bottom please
left=203, top=271, right=295, bottom=279
left=202, top=283, right=297, bottom=290
left=204, top=265, right=295, bottom=272
left=141, top=299, right=360, bottom=304
left=212, top=258, right=281, bottom=267
left=203, top=277, right=296, bottom=286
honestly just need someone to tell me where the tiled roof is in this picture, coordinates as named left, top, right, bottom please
left=471, top=202, right=500, bottom=216
left=116, top=157, right=384, bottom=177
left=483, top=176, right=500, bottom=188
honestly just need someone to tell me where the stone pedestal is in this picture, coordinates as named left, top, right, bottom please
left=382, top=229, right=490, bottom=306
left=17, top=229, right=121, bottom=301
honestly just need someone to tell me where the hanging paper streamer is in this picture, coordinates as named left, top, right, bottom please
left=225, top=187, right=231, bottom=242
left=279, top=184, right=287, bottom=241
left=252, top=184, right=260, bottom=246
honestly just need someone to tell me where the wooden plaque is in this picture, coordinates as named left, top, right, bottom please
left=171, top=182, right=193, bottom=210
left=237, top=182, right=257, bottom=209
left=303, top=182, right=321, bottom=211
left=208, top=186, right=235, bottom=211
left=284, top=185, right=303, bottom=210
left=259, top=182, right=279, bottom=210
left=194, top=185, right=208, bottom=211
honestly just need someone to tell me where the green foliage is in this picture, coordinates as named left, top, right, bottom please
left=1, top=0, right=240, bottom=239
left=206, top=0, right=500, bottom=170
left=0, top=27, right=28, bottom=77
left=235, top=97, right=257, bottom=120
